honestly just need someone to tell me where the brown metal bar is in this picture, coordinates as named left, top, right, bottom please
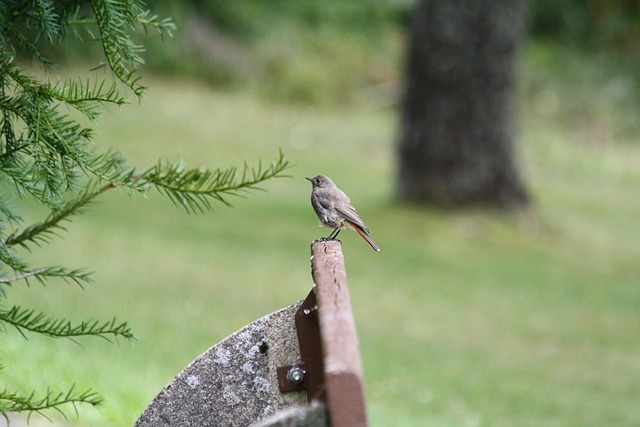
left=277, top=290, right=326, bottom=402
left=295, top=290, right=326, bottom=403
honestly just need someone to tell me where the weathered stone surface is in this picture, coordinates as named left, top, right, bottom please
left=250, top=402, right=328, bottom=427
left=135, top=302, right=307, bottom=427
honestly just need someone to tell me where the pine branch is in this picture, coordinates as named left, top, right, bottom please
left=0, top=156, right=63, bottom=211
left=146, top=150, right=291, bottom=214
left=5, top=200, right=91, bottom=250
left=0, top=2, right=179, bottom=423
left=0, top=193, right=21, bottom=227
left=2, top=65, right=127, bottom=118
left=0, top=246, right=91, bottom=290
left=43, top=76, right=129, bottom=120
left=0, top=70, right=108, bottom=206
left=82, top=150, right=147, bottom=190
left=0, top=79, right=95, bottom=199
left=0, top=241, right=18, bottom=270
left=0, top=266, right=92, bottom=287
left=29, top=0, right=61, bottom=44
left=0, top=306, right=133, bottom=341
left=4, top=180, right=120, bottom=251
left=3, top=18, right=55, bottom=70
left=90, top=0, right=175, bottom=96
left=0, top=386, right=102, bottom=421
left=0, top=268, right=48, bottom=284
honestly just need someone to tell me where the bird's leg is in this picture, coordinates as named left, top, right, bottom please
left=328, top=228, right=341, bottom=240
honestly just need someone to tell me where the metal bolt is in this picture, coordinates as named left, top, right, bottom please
left=286, top=366, right=306, bottom=385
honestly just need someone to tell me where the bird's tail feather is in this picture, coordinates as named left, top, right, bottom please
left=346, top=221, right=380, bottom=252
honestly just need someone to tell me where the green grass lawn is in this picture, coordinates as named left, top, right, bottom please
left=3, top=75, right=640, bottom=426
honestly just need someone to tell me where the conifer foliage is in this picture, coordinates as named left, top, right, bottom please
left=0, top=0, right=289, bottom=420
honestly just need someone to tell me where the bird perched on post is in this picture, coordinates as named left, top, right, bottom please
left=306, top=175, right=380, bottom=252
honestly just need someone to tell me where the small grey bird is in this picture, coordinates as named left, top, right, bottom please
left=306, top=175, right=380, bottom=252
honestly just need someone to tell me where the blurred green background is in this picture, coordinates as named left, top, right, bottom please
left=3, top=1, right=640, bottom=426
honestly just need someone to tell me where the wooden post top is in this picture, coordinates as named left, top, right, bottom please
left=310, top=239, right=369, bottom=427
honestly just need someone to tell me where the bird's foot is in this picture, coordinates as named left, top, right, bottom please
left=313, top=237, right=342, bottom=244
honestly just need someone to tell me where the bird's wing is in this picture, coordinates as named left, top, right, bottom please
left=316, top=195, right=333, bottom=211
left=336, top=204, right=369, bottom=232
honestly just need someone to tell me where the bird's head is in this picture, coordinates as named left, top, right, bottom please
left=306, top=175, right=335, bottom=188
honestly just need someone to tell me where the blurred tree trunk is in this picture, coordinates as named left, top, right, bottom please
left=397, top=0, right=529, bottom=208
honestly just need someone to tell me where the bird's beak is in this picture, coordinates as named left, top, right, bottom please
left=305, top=177, right=313, bottom=182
